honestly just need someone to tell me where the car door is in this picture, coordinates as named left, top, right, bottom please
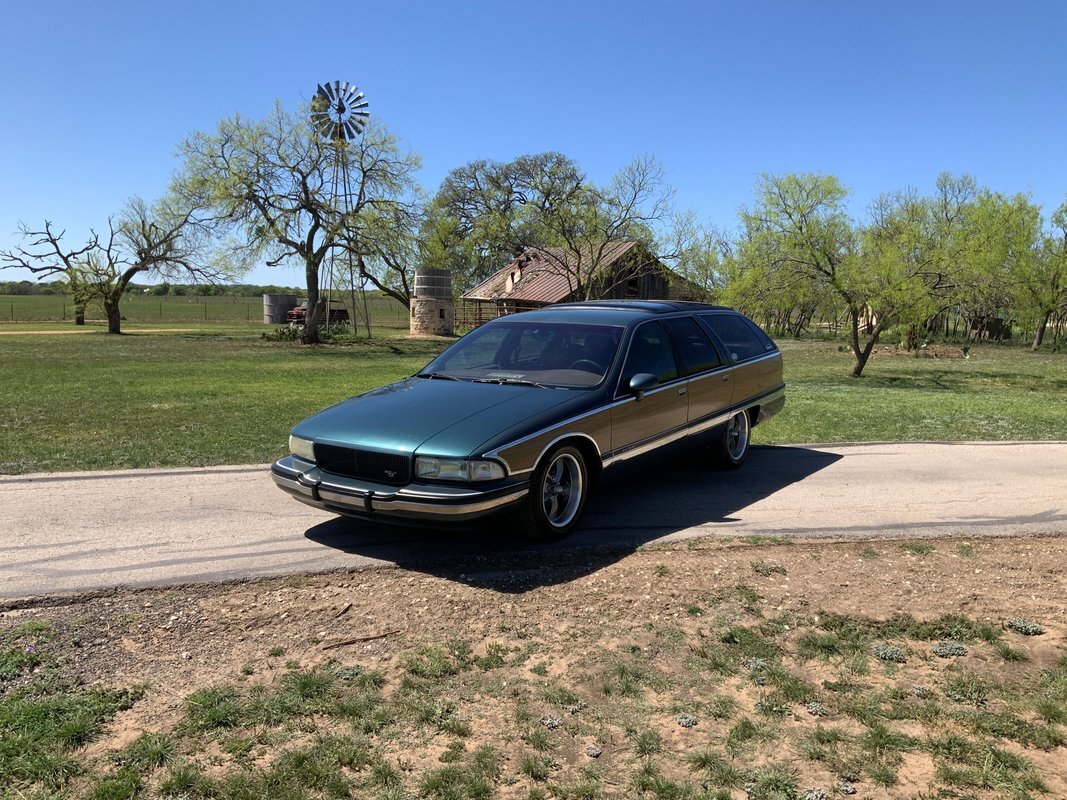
left=661, top=316, right=734, bottom=443
left=609, top=320, right=688, bottom=467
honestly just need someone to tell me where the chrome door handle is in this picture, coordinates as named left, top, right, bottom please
left=722, top=374, right=730, bottom=382
left=678, top=387, right=687, bottom=395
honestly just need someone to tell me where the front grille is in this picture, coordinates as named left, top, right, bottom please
left=314, top=444, right=410, bottom=486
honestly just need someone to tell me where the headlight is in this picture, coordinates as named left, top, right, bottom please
left=288, top=435, right=316, bottom=462
left=415, top=456, right=505, bottom=482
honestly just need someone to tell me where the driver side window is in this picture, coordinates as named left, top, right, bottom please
left=619, top=322, right=678, bottom=393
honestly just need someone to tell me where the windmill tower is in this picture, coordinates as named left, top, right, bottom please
left=311, top=81, right=372, bottom=335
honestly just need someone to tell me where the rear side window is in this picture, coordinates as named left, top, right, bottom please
left=698, top=314, right=768, bottom=362
left=663, top=317, right=723, bottom=375
left=742, top=317, right=777, bottom=351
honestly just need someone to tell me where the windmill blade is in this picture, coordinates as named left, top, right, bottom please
left=344, top=120, right=359, bottom=139
left=320, top=82, right=336, bottom=102
left=340, top=81, right=350, bottom=96
left=344, top=87, right=362, bottom=103
left=352, top=100, right=369, bottom=110
left=353, top=109, right=370, bottom=117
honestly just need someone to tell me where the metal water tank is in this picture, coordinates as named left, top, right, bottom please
left=263, top=294, right=298, bottom=324
left=414, top=269, right=452, bottom=299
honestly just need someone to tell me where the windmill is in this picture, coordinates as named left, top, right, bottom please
left=312, top=81, right=371, bottom=335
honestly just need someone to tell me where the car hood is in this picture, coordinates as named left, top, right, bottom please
left=292, top=377, right=583, bottom=459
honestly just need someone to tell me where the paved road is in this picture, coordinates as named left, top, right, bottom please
left=1, top=442, right=1065, bottom=599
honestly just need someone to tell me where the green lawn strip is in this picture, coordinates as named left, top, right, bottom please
left=0, top=330, right=449, bottom=474
left=3, top=334, right=1065, bottom=475
left=753, top=339, right=1067, bottom=445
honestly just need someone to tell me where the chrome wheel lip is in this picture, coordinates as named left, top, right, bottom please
left=541, top=452, right=583, bottom=528
left=726, top=412, right=750, bottom=461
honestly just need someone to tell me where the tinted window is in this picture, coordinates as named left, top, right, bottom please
left=426, top=321, right=622, bottom=387
left=742, top=317, right=777, bottom=351
left=663, top=317, right=723, bottom=375
left=620, top=322, right=679, bottom=390
left=699, top=314, right=766, bottom=361
left=440, top=326, right=508, bottom=370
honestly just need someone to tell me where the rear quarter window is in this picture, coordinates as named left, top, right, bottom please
left=698, top=313, right=769, bottom=362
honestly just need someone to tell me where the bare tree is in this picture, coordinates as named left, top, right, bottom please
left=0, top=197, right=225, bottom=334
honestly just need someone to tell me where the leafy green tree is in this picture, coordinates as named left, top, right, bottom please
left=734, top=173, right=883, bottom=375
left=425, top=152, right=673, bottom=299
left=1018, top=200, right=1067, bottom=350
left=175, top=104, right=421, bottom=343
left=423, top=152, right=585, bottom=289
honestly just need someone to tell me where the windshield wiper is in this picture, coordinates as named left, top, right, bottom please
left=471, top=377, right=558, bottom=389
left=415, top=372, right=464, bottom=381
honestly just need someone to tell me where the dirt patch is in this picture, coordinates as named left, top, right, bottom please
left=3, top=534, right=1065, bottom=798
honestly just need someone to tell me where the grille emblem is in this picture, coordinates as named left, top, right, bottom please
left=384, top=469, right=398, bottom=479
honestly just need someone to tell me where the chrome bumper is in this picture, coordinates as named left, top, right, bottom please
left=271, top=456, right=529, bottom=522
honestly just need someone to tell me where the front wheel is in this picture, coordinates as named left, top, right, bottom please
left=715, top=410, right=751, bottom=469
left=524, top=445, right=589, bottom=541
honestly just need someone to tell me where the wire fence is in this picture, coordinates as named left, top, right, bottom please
left=0, top=294, right=411, bottom=328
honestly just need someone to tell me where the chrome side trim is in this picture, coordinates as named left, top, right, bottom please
left=602, top=421, right=690, bottom=468
left=482, top=409, right=606, bottom=473
left=600, top=384, right=786, bottom=468
left=500, top=431, right=604, bottom=477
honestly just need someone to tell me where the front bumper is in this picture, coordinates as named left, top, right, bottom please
left=271, top=455, right=529, bottom=523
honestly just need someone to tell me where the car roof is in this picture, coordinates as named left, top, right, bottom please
left=503, top=299, right=734, bottom=325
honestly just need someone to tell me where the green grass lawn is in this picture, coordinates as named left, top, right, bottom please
left=753, top=339, right=1067, bottom=445
left=0, top=328, right=447, bottom=474
left=1, top=332, right=1064, bottom=474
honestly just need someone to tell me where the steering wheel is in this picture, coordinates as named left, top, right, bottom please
left=568, top=359, right=604, bottom=374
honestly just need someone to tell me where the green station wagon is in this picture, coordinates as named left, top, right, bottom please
left=272, top=300, right=784, bottom=539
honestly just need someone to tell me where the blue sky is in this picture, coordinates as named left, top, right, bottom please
left=2, top=0, right=1064, bottom=287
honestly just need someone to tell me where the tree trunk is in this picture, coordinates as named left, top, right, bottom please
left=103, top=296, right=122, bottom=334
left=1031, top=309, right=1052, bottom=351
left=848, top=305, right=882, bottom=378
left=301, top=264, right=322, bottom=345
left=74, top=304, right=85, bottom=325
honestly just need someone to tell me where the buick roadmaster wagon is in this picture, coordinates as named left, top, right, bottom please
left=272, top=301, right=784, bottom=539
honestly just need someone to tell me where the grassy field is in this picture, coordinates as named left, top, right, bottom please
left=1, top=332, right=1064, bottom=474
left=0, top=293, right=410, bottom=327
left=756, top=340, right=1067, bottom=445
left=0, top=328, right=446, bottom=474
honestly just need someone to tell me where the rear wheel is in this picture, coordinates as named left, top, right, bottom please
left=524, top=445, right=588, bottom=541
left=715, top=410, right=751, bottom=468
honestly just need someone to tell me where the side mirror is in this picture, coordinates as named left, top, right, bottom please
left=628, top=372, right=659, bottom=401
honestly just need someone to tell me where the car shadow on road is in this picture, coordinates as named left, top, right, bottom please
left=302, top=445, right=842, bottom=593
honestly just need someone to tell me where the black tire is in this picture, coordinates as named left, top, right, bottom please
left=523, top=445, right=589, bottom=541
left=715, top=410, right=751, bottom=469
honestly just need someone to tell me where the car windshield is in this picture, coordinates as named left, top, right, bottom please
left=420, top=321, right=623, bottom=388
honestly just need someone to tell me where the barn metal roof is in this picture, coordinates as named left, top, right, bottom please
left=461, top=242, right=640, bottom=305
